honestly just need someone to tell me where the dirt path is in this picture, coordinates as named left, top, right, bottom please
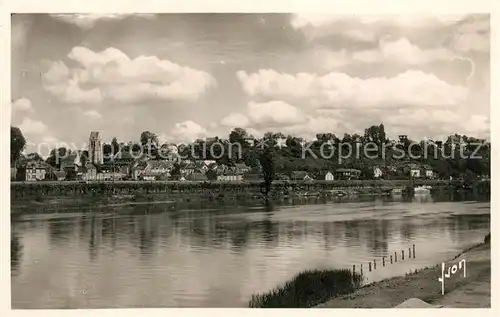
left=316, top=243, right=490, bottom=308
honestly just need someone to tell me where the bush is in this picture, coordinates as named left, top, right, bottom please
left=484, top=233, right=490, bottom=244
left=249, top=268, right=363, bottom=308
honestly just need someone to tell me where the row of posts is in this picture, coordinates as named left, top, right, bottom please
left=352, top=244, right=416, bottom=275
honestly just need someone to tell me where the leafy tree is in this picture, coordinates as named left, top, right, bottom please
left=111, top=137, right=120, bottom=155
left=11, top=127, right=26, bottom=166
left=229, top=128, right=248, bottom=146
left=259, top=146, right=276, bottom=197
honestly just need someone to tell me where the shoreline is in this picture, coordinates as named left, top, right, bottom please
left=315, top=241, right=491, bottom=308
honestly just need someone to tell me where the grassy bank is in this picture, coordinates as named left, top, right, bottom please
left=248, top=269, right=363, bottom=308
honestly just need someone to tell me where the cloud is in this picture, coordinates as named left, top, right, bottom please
left=169, top=120, right=208, bottom=143
left=42, top=47, right=216, bottom=104
left=449, top=15, right=489, bottom=53
left=12, top=97, right=33, bottom=112
left=220, top=112, right=250, bottom=128
left=236, top=69, right=468, bottom=109
left=316, top=38, right=457, bottom=69
left=291, top=14, right=467, bottom=30
left=18, top=118, right=48, bottom=134
left=83, top=110, right=102, bottom=120
left=50, top=14, right=156, bottom=29
left=247, top=101, right=307, bottom=126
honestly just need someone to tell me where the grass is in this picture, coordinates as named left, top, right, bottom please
left=248, top=268, right=364, bottom=308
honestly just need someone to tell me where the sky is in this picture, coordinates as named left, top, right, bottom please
left=11, top=13, right=490, bottom=151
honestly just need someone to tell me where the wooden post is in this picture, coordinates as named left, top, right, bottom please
left=361, top=264, right=363, bottom=275
left=409, top=247, right=412, bottom=258
left=402, top=250, right=405, bottom=260
left=369, top=262, right=372, bottom=272
left=383, top=256, right=386, bottom=266
left=413, top=244, right=416, bottom=258
left=395, top=251, right=398, bottom=262
left=390, top=255, right=393, bottom=264
left=353, top=264, right=355, bottom=274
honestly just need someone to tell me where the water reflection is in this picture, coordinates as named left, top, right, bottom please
left=11, top=193, right=490, bottom=308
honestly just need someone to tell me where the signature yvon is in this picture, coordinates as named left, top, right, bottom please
left=438, top=259, right=466, bottom=295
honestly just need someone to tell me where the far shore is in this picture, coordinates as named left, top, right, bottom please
left=316, top=241, right=491, bottom=308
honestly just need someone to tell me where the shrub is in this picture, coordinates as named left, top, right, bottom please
left=248, top=268, right=363, bottom=308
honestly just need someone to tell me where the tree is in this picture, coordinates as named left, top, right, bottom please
left=229, top=128, right=247, bottom=146
left=259, top=146, right=276, bottom=197
left=11, top=127, right=26, bottom=166
left=111, top=137, right=120, bottom=155
left=140, top=131, right=159, bottom=157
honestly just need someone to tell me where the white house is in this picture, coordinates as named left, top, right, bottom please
left=317, top=171, right=334, bottom=181
left=374, top=167, right=383, bottom=179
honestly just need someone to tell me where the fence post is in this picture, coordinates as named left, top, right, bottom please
left=390, top=255, right=393, bottom=264
left=395, top=251, right=398, bottom=262
left=383, top=256, right=386, bottom=266
left=409, top=247, right=412, bottom=258
left=402, top=250, right=405, bottom=260
left=361, top=264, right=363, bottom=275
left=374, top=259, right=376, bottom=270
left=413, top=244, right=416, bottom=258
left=369, top=262, right=372, bottom=272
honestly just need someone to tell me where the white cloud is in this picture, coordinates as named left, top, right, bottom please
left=236, top=69, right=468, bottom=109
left=247, top=101, right=307, bottom=126
left=84, top=110, right=102, bottom=120
left=169, top=120, right=208, bottom=143
left=291, top=14, right=467, bottom=30
left=317, top=38, right=456, bottom=69
left=50, top=14, right=155, bottom=29
left=18, top=118, right=48, bottom=134
left=12, top=97, right=33, bottom=112
left=220, top=112, right=250, bottom=128
left=42, top=47, right=216, bottom=104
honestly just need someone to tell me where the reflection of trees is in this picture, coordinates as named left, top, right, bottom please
left=48, top=219, right=77, bottom=245
left=399, top=219, right=415, bottom=241
left=88, top=215, right=98, bottom=261
left=342, top=220, right=360, bottom=248
left=11, top=234, right=22, bottom=274
left=365, top=220, right=389, bottom=254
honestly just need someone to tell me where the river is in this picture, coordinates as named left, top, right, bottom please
left=11, top=192, right=490, bottom=308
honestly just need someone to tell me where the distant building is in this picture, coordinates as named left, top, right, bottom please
left=25, top=161, right=50, bottom=181
left=217, top=172, right=243, bottom=182
left=290, top=171, right=312, bottom=181
left=334, top=168, right=361, bottom=180
left=317, top=171, right=334, bottom=181
left=409, top=164, right=421, bottom=178
left=185, top=172, right=208, bottom=182
left=89, top=131, right=103, bottom=165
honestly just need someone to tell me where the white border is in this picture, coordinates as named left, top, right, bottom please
left=1, top=1, right=498, bottom=317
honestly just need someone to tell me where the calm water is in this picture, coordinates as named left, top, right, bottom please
left=11, top=193, right=490, bottom=308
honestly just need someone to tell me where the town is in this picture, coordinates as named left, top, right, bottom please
left=11, top=125, right=491, bottom=184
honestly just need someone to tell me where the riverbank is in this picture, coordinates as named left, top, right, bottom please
left=10, top=179, right=489, bottom=211
left=316, top=241, right=491, bottom=308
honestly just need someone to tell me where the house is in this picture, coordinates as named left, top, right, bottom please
left=290, top=171, right=312, bottom=181
left=145, top=160, right=173, bottom=175
left=141, top=172, right=162, bottom=181
left=317, top=171, right=334, bottom=181
left=373, top=167, right=383, bottom=179
left=185, top=172, right=208, bottom=182
left=218, top=171, right=243, bottom=182
left=423, top=165, right=434, bottom=178
left=131, top=160, right=148, bottom=180
left=60, top=152, right=81, bottom=172
left=409, top=164, right=421, bottom=178
left=82, top=163, right=97, bottom=181
left=334, top=168, right=361, bottom=180
left=25, top=161, right=50, bottom=181
left=88, top=131, right=103, bottom=165
left=234, top=163, right=250, bottom=174
left=52, top=171, right=67, bottom=181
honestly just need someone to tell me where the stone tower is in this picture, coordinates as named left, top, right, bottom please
left=89, top=131, right=103, bottom=165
